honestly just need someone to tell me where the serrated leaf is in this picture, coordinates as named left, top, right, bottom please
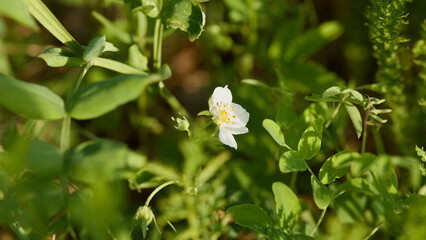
left=67, top=74, right=162, bottom=120
left=279, top=151, right=307, bottom=173
left=276, top=103, right=298, bottom=129
left=39, top=47, right=84, bottom=67
left=272, top=182, right=301, bottom=232
left=0, top=75, right=65, bottom=120
left=344, top=101, right=362, bottom=138
left=161, top=0, right=205, bottom=42
left=263, top=119, right=286, bottom=147
left=298, top=118, right=324, bottom=160
left=226, top=204, right=272, bottom=234
left=311, top=175, right=332, bottom=209
left=83, top=35, right=106, bottom=62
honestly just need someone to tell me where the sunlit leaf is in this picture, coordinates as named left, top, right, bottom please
left=311, top=175, right=332, bottom=209
left=319, top=151, right=353, bottom=184
left=83, top=35, right=106, bottom=62
left=128, top=44, right=148, bottom=71
left=279, top=151, right=307, bottom=173
left=39, top=47, right=84, bottom=67
left=298, top=118, right=324, bottom=160
left=263, top=119, right=286, bottom=147
left=272, top=182, right=301, bottom=232
left=0, top=0, right=37, bottom=29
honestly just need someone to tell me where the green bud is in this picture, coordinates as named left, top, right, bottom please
left=135, top=205, right=154, bottom=226
left=171, top=114, right=190, bottom=133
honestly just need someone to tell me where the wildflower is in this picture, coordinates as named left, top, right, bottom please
left=209, top=86, right=249, bottom=149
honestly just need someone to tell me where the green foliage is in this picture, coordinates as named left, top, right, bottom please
left=0, top=0, right=425, bottom=239
left=0, top=75, right=65, bottom=120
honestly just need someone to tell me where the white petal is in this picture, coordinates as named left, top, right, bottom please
left=208, top=96, right=219, bottom=118
left=223, top=125, right=248, bottom=135
left=219, top=126, right=237, bottom=149
left=231, top=103, right=249, bottom=125
left=211, top=86, right=232, bottom=105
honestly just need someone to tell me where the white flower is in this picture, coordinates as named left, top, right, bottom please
left=209, top=86, right=249, bottom=149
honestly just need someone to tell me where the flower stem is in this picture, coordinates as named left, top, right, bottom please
left=364, top=226, right=380, bottom=240
left=145, top=181, right=176, bottom=206
left=153, top=18, right=163, bottom=71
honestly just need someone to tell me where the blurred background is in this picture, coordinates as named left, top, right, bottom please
left=0, top=0, right=425, bottom=239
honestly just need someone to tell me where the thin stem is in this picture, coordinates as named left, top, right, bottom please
left=364, top=226, right=380, bottom=240
left=325, top=94, right=349, bottom=128
left=60, top=115, right=71, bottom=152
left=153, top=18, right=163, bottom=71
left=61, top=63, right=92, bottom=153
left=361, top=97, right=372, bottom=154
left=145, top=181, right=176, bottom=206
left=310, top=207, right=327, bottom=236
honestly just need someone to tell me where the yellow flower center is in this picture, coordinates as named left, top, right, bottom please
left=217, top=102, right=235, bottom=124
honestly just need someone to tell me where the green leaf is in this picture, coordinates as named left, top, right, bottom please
left=284, top=21, right=343, bottom=60
left=28, top=0, right=84, bottom=55
left=344, top=101, right=362, bottom=138
left=350, top=153, right=376, bottom=176
left=128, top=44, right=148, bottom=71
left=104, top=41, right=119, bottom=53
left=26, top=139, right=63, bottom=177
left=272, top=182, right=301, bottom=232
left=298, top=118, right=324, bottom=160
left=263, top=119, right=287, bottom=147
left=83, top=35, right=106, bottom=62
left=92, top=57, right=145, bottom=74
left=66, top=139, right=146, bottom=183
left=330, top=193, right=364, bottom=224
left=161, top=0, right=205, bottom=42
left=322, top=86, right=342, bottom=98
left=38, top=47, right=84, bottom=67
left=280, top=60, right=344, bottom=93
left=319, top=151, right=353, bottom=184
left=197, top=110, right=212, bottom=116
left=311, top=175, right=332, bottom=209
left=226, top=204, right=272, bottom=234
left=276, top=102, right=298, bottom=129
left=0, top=0, right=37, bottom=29
left=139, top=0, right=160, bottom=18
left=266, top=228, right=295, bottom=240
left=0, top=75, right=65, bottom=120
left=92, top=11, right=132, bottom=44
left=279, top=151, right=307, bottom=173
left=67, top=74, right=162, bottom=120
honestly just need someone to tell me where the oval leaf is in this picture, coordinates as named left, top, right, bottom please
left=26, top=139, right=63, bottom=177
left=311, top=175, right=332, bottom=209
left=298, top=118, right=324, bottom=160
left=67, top=74, right=162, bottom=120
left=263, top=119, right=286, bottom=147
left=272, top=182, right=301, bottom=232
left=226, top=204, right=272, bottom=234
left=279, top=151, right=307, bottom=173
left=0, top=75, right=65, bottom=120
left=319, top=151, right=353, bottom=184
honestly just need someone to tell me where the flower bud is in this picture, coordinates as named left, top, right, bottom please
left=135, top=205, right=154, bottom=226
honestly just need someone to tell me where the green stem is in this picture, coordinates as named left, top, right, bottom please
left=361, top=97, right=372, bottom=154
left=364, top=226, right=380, bottom=240
left=61, top=63, right=92, bottom=152
left=311, top=207, right=327, bottom=236
left=153, top=18, right=163, bottom=71
left=325, top=94, right=349, bottom=128
left=60, top=115, right=71, bottom=153
left=145, top=181, right=176, bottom=206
